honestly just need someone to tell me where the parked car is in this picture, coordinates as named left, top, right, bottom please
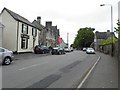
left=82, top=48, right=87, bottom=51
left=34, top=45, right=50, bottom=54
left=0, top=47, right=14, bottom=65
left=64, top=47, right=71, bottom=52
left=86, top=48, right=95, bottom=54
left=42, top=45, right=50, bottom=53
left=51, top=47, right=65, bottom=55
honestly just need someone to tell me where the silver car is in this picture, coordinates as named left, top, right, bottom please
left=0, top=47, right=14, bottom=65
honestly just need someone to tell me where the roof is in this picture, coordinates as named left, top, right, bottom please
left=95, top=31, right=115, bottom=39
left=2, top=8, right=36, bottom=27
left=32, top=20, right=45, bottom=30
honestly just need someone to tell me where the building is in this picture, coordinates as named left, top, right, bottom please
left=52, top=26, right=60, bottom=46
left=59, top=38, right=68, bottom=48
left=45, top=21, right=57, bottom=47
left=32, top=16, right=46, bottom=46
left=94, top=30, right=115, bottom=51
left=0, top=8, right=39, bottom=53
left=0, top=22, right=4, bottom=47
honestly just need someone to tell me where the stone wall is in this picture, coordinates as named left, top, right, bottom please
left=102, top=42, right=119, bottom=61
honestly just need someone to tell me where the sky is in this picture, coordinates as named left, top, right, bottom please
left=0, top=0, right=119, bottom=45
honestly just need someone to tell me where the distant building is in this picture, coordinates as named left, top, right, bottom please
left=0, top=8, right=39, bottom=53
left=94, top=30, right=115, bottom=51
left=0, top=22, right=4, bottom=47
left=32, top=17, right=46, bottom=46
left=45, top=21, right=60, bottom=47
left=59, top=38, right=68, bottom=48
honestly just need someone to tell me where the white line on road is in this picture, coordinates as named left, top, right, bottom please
left=19, top=62, right=48, bottom=71
left=77, top=55, right=101, bottom=89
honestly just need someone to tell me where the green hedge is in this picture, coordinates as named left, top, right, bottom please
left=100, top=38, right=118, bottom=45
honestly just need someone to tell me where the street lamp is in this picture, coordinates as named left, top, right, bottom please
left=100, top=4, right=114, bottom=56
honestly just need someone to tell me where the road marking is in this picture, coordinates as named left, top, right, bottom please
left=19, top=62, right=48, bottom=71
left=77, top=56, right=101, bottom=89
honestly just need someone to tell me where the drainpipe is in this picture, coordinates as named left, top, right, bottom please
left=16, top=21, right=19, bottom=54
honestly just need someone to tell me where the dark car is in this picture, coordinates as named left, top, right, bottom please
left=34, top=45, right=50, bottom=54
left=51, top=47, right=65, bottom=55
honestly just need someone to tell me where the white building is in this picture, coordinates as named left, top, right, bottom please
left=0, top=8, right=40, bottom=53
left=0, top=23, right=4, bottom=47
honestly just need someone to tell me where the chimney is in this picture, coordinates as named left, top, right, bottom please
left=37, top=16, right=41, bottom=24
left=107, top=30, right=110, bottom=32
left=45, top=21, right=52, bottom=28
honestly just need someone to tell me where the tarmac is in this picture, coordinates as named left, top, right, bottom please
left=80, top=52, right=119, bottom=89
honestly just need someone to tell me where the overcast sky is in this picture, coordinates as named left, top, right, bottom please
left=0, top=0, right=119, bottom=45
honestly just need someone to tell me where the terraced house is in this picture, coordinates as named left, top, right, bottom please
left=0, top=8, right=40, bottom=53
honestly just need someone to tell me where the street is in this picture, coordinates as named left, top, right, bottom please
left=2, top=51, right=99, bottom=88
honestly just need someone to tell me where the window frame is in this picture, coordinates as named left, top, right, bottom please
left=22, top=24, right=28, bottom=34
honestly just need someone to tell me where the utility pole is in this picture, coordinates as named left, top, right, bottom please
left=67, top=33, right=69, bottom=48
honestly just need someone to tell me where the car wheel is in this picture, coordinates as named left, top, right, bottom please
left=3, top=57, right=11, bottom=65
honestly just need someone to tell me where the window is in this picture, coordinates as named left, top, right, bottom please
left=0, top=48, right=5, bottom=52
left=32, top=28, right=37, bottom=37
left=21, top=38, right=28, bottom=49
left=22, top=24, right=28, bottom=34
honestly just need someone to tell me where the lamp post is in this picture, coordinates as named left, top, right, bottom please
left=100, top=4, right=114, bottom=56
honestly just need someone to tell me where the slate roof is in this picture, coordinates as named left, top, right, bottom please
left=95, top=31, right=115, bottom=39
left=32, top=20, right=45, bottom=30
left=2, top=7, right=36, bottom=27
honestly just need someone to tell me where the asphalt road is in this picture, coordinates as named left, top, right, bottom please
left=2, top=51, right=99, bottom=88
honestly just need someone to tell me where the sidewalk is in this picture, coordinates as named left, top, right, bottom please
left=14, top=53, right=51, bottom=60
left=81, top=52, right=118, bottom=88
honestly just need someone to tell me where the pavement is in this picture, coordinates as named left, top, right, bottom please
left=80, top=52, right=118, bottom=89
left=14, top=53, right=51, bottom=60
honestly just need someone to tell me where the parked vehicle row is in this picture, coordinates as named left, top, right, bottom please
left=34, top=45, right=74, bottom=55
left=0, top=45, right=74, bottom=65
left=51, top=47, right=65, bottom=55
left=0, top=47, right=14, bottom=65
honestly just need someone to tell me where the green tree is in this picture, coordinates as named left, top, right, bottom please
left=115, top=20, right=120, bottom=60
left=73, top=27, right=95, bottom=49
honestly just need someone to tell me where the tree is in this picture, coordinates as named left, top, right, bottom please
left=115, top=20, right=120, bottom=61
left=73, top=27, right=95, bottom=49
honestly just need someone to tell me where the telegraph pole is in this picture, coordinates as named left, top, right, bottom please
left=67, top=33, right=69, bottom=48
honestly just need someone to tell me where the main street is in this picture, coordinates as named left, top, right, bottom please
left=2, top=51, right=99, bottom=88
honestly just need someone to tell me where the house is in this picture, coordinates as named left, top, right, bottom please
left=0, top=22, right=4, bottom=47
left=0, top=8, right=39, bottom=53
left=94, top=30, right=115, bottom=51
left=52, top=26, right=60, bottom=46
left=32, top=16, right=46, bottom=46
left=45, top=21, right=58, bottom=47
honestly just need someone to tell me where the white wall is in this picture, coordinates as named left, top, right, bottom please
left=17, top=22, right=39, bottom=53
left=0, top=28, right=2, bottom=47
left=0, top=10, right=17, bottom=51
